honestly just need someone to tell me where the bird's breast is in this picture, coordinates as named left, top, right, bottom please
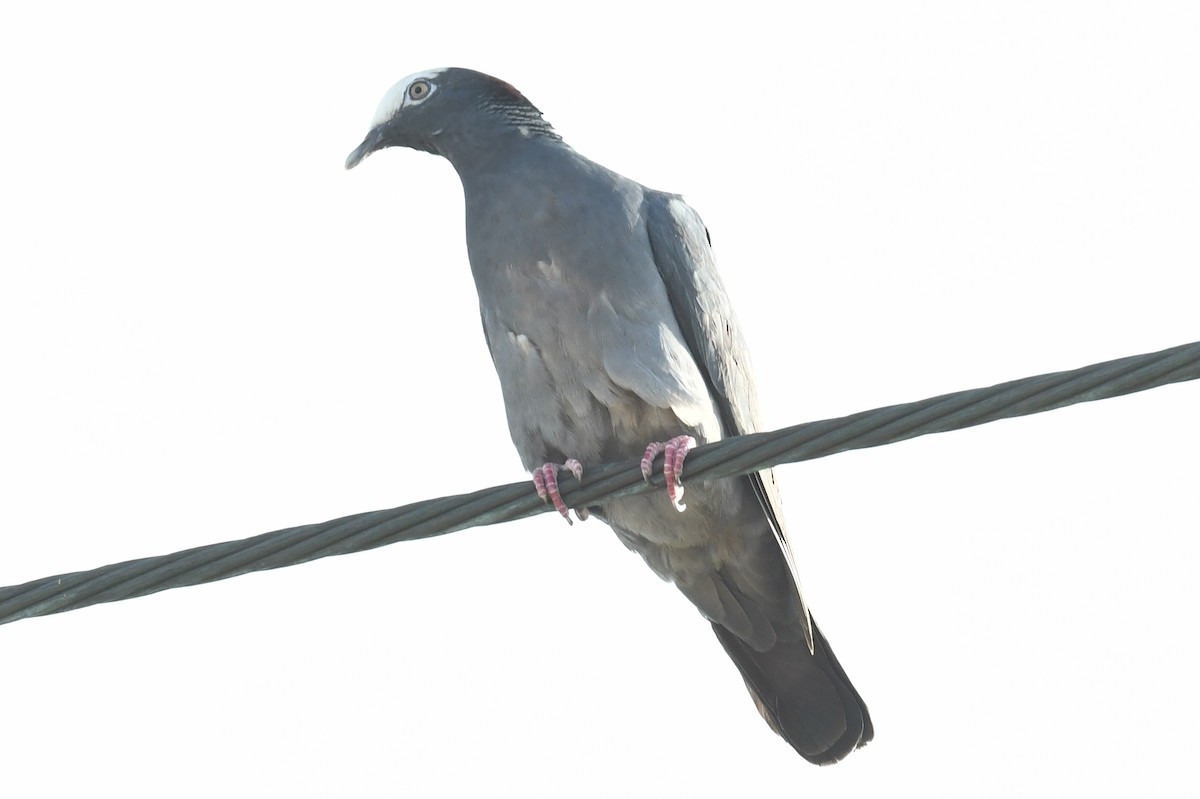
left=464, top=179, right=721, bottom=468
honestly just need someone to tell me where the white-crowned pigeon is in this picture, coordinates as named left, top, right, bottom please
left=347, top=68, right=872, bottom=764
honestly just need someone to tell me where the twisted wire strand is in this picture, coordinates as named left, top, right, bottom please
left=2, top=340, right=1196, bottom=626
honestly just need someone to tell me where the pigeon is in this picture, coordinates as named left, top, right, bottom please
left=347, top=67, right=872, bottom=764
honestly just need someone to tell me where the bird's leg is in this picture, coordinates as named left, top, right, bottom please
left=640, top=435, right=698, bottom=512
left=532, top=459, right=587, bottom=524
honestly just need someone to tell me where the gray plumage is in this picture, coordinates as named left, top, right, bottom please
left=347, top=67, right=871, bottom=764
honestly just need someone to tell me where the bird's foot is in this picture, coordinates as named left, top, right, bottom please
left=640, top=435, right=697, bottom=512
left=532, top=459, right=587, bottom=524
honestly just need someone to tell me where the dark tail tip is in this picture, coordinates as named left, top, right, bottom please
left=712, top=618, right=872, bottom=765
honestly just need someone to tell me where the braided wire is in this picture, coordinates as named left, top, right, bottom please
left=1, top=340, right=1196, bottom=626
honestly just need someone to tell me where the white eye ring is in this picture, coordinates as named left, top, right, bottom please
left=407, top=80, right=433, bottom=103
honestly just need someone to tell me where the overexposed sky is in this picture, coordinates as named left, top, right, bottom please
left=2, top=2, right=1197, bottom=796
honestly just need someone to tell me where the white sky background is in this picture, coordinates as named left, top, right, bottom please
left=1, top=2, right=1197, bottom=796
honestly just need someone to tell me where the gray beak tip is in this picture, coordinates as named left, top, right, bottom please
left=345, top=127, right=386, bottom=171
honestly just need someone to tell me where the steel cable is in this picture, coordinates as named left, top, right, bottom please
left=1, top=340, right=1196, bottom=626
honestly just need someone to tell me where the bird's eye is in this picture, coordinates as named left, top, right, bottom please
left=408, top=80, right=432, bottom=102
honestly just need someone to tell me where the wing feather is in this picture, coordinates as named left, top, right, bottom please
left=644, top=193, right=814, bottom=652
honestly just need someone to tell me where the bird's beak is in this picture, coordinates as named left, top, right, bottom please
left=345, top=125, right=386, bottom=170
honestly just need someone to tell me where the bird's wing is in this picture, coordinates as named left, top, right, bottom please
left=643, top=192, right=814, bottom=653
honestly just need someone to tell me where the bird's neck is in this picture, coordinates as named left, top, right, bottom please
left=445, top=130, right=577, bottom=187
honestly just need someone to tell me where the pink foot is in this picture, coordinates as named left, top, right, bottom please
left=640, top=435, right=697, bottom=512
left=532, top=459, right=586, bottom=524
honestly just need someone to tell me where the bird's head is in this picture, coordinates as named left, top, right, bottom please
left=345, top=68, right=559, bottom=170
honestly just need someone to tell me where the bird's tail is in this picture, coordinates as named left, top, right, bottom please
left=710, top=617, right=872, bottom=764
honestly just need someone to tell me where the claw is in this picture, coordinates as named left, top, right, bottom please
left=640, top=435, right=697, bottom=511
left=532, top=459, right=585, bottom=524
left=640, top=442, right=664, bottom=482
